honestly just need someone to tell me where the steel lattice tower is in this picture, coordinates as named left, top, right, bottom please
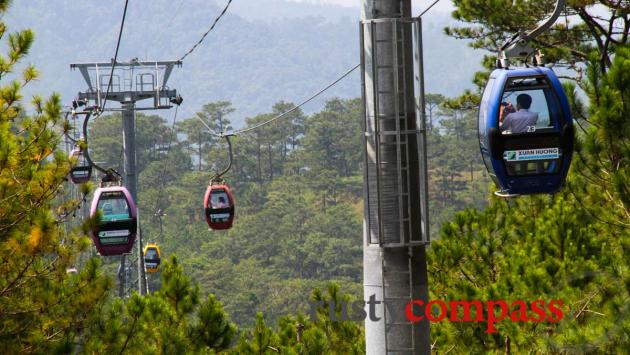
left=71, top=59, right=181, bottom=297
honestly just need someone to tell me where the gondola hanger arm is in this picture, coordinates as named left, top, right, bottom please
left=211, top=134, right=233, bottom=183
left=81, top=109, right=122, bottom=184
left=498, top=0, right=565, bottom=67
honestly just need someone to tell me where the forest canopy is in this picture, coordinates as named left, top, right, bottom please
left=1, top=0, right=629, bottom=353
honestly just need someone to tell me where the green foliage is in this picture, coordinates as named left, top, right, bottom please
left=425, top=93, right=446, bottom=131
left=82, top=256, right=236, bottom=354
left=447, top=0, right=613, bottom=67
left=428, top=45, right=630, bottom=352
left=0, top=4, right=112, bottom=352
left=570, top=46, right=630, bottom=224
left=234, top=284, right=364, bottom=354
left=446, top=0, right=630, bottom=109
left=11, top=1, right=630, bottom=352
left=133, top=98, right=372, bottom=329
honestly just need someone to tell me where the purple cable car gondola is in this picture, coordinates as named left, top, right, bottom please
left=69, top=146, right=92, bottom=184
left=89, top=186, right=137, bottom=256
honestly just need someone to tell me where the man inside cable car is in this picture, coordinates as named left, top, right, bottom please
left=499, top=101, right=516, bottom=124
left=499, top=90, right=561, bottom=176
left=500, top=94, right=538, bottom=134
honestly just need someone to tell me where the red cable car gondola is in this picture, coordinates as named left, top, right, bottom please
left=89, top=186, right=138, bottom=255
left=204, top=183, right=235, bottom=230
left=68, top=146, right=92, bottom=184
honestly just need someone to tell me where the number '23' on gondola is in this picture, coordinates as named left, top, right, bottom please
left=478, top=67, right=574, bottom=195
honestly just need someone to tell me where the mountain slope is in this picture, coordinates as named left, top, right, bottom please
left=7, top=0, right=482, bottom=124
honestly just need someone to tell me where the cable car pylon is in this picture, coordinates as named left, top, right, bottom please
left=71, top=58, right=182, bottom=297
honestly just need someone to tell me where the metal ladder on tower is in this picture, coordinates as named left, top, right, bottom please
left=373, top=18, right=414, bottom=246
left=381, top=251, right=416, bottom=353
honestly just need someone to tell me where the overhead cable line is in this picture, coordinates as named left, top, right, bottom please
left=147, top=104, right=181, bottom=243
left=194, top=114, right=222, bottom=137
left=195, top=63, right=360, bottom=138
left=100, top=0, right=130, bottom=113
left=231, top=64, right=360, bottom=136
left=165, top=0, right=186, bottom=31
left=179, top=0, right=234, bottom=62
left=419, top=0, right=442, bottom=17
left=191, top=0, right=443, bottom=138
left=152, top=105, right=181, bottom=215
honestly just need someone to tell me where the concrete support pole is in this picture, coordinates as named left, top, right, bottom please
left=361, top=0, right=431, bottom=354
left=118, top=255, right=126, bottom=297
left=122, top=102, right=138, bottom=199
left=121, top=102, right=146, bottom=295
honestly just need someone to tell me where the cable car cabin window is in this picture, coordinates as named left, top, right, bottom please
left=479, top=78, right=495, bottom=135
left=210, top=190, right=230, bottom=209
left=499, top=77, right=560, bottom=135
left=145, top=249, right=158, bottom=260
left=479, top=78, right=495, bottom=175
left=69, top=148, right=92, bottom=183
left=97, top=192, right=131, bottom=222
left=208, top=189, right=231, bottom=223
left=71, top=169, right=90, bottom=179
left=505, top=159, right=560, bottom=177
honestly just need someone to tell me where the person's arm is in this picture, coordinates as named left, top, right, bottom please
left=500, top=115, right=510, bottom=132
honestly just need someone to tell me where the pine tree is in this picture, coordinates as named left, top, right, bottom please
left=0, top=1, right=112, bottom=352
left=81, top=256, right=237, bottom=353
left=427, top=45, right=630, bottom=353
left=234, top=284, right=364, bottom=354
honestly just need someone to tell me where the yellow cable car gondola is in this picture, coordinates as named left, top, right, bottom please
left=143, top=243, right=161, bottom=273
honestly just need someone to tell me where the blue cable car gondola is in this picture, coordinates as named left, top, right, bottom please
left=89, top=186, right=138, bottom=255
left=478, top=67, right=573, bottom=196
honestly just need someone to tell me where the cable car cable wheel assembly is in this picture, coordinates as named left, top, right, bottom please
left=478, top=0, right=574, bottom=197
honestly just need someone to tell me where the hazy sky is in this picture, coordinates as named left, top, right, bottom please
left=287, top=0, right=454, bottom=12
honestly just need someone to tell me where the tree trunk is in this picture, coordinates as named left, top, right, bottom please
left=198, top=131, right=202, bottom=172
left=256, top=134, right=262, bottom=184
left=267, top=142, right=273, bottom=181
